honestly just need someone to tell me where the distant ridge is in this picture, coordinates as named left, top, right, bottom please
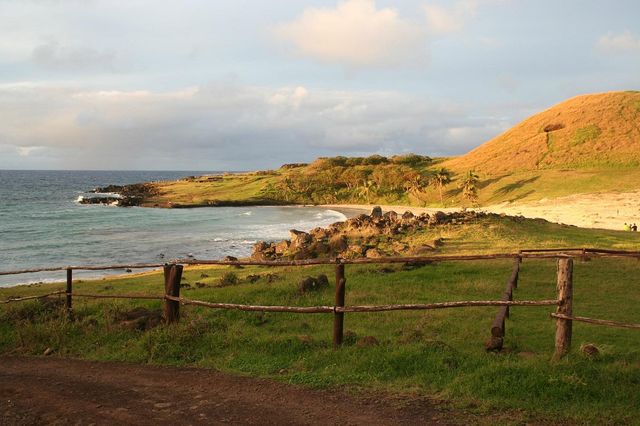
left=443, top=91, right=640, bottom=174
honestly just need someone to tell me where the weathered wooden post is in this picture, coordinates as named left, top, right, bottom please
left=163, top=264, right=183, bottom=324
left=66, top=268, right=73, bottom=317
left=554, top=257, right=573, bottom=359
left=333, top=260, right=346, bottom=348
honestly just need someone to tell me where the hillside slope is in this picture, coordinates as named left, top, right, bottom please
left=443, top=91, right=640, bottom=174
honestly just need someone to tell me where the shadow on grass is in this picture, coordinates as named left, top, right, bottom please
left=494, top=176, right=540, bottom=197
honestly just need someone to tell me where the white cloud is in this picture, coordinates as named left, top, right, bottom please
left=596, top=30, right=640, bottom=53
left=424, top=0, right=478, bottom=35
left=273, top=0, right=427, bottom=68
left=0, top=82, right=511, bottom=169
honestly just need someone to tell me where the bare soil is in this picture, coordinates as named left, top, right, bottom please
left=0, top=356, right=468, bottom=425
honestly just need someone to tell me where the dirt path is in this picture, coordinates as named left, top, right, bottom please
left=0, top=356, right=462, bottom=425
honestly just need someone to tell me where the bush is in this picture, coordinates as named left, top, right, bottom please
left=218, top=272, right=239, bottom=287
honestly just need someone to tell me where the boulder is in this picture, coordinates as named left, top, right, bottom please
left=289, top=229, right=312, bottom=250
left=328, top=234, right=348, bottom=252
left=298, top=275, right=329, bottom=293
left=383, top=211, right=398, bottom=222
left=429, top=211, right=446, bottom=225
left=370, top=206, right=383, bottom=218
left=274, top=240, right=291, bottom=255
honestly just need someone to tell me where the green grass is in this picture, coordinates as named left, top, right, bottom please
left=1, top=217, right=639, bottom=423
left=571, top=124, right=602, bottom=146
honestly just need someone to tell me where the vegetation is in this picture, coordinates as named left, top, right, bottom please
left=571, top=124, right=602, bottom=146
left=2, top=217, right=640, bottom=423
left=459, top=170, right=479, bottom=206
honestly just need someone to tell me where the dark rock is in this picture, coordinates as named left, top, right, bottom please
left=370, top=206, right=383, bottom=218
left=195, top=282, right=207, bottom=288
left=298, top=275, right=329, bottom=293
left=223, top=256, right=238, bottom=262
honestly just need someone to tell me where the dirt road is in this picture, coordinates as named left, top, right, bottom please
left=0, top=356, right=461, bottom=425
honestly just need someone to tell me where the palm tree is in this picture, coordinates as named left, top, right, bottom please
left=430, top=168, right=452, bottom=205
left=459, top=170, right=479, bottom=205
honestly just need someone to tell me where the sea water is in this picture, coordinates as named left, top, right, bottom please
left=0, top=170, right=349, bottom=286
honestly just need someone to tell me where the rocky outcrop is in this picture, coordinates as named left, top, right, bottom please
left=250, top=206, right=498, bottom=261
left=81, top=183, right=159, bottom=207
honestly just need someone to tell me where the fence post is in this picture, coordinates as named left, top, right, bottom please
left=554, top=258, right=573, bottom=359
left=66, top=268, right=73, bottom=317
left=333, top=260, right=346, bottom=348
left=163, top=264, right=183, bottom=324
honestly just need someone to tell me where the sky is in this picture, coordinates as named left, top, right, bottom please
left=0, top=0, right=639, bottom=170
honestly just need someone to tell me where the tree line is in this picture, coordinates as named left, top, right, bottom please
left=260, top=154, right=480, bottom=206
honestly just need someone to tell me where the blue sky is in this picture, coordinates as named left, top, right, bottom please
left=0, top=0, right=639, bottom=170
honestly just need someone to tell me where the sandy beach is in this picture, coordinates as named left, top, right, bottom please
left=321, top=190, right=640, bottom=231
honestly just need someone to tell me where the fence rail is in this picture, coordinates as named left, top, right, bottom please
left=2, top=248, right=639, bottom=357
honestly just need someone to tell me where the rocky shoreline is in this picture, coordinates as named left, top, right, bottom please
left=79, top=183, right=158, bottom=207
left=251, top=206, right=514, bottom=261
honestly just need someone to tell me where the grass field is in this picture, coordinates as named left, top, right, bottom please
left=1, top=217, right=639, bottom=424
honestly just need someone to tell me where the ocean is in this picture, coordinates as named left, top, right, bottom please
left=0, top=170, right=349, bottom=287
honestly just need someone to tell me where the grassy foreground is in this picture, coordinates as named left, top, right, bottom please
left=1, top=218, right=639, bottom=424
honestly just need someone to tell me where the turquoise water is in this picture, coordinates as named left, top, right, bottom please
left=0, top=170, right=347, bottom=286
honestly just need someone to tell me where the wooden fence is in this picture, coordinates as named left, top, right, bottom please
left=2, top=248, right=640, bottom=358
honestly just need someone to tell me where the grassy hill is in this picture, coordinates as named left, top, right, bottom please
left=443, top=91, right=640, bottom=174
left=104, top=91, right=640, bottom=208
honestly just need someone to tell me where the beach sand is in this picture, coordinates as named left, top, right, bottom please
left=321, top=191, right=640, bottom=231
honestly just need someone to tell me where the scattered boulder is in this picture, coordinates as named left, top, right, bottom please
left=43, top=347, right=53, bottom=356
left=298, top=274, right=330, bottom=294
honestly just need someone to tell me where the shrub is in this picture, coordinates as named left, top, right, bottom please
left=218, top=272, right=239, bottom=287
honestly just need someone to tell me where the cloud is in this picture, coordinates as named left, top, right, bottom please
left=273, top=0, right=427, bottom=68
left=0, top=82, right=513, bottom=170
left=31, top=41, right=117, bottom=72
left=423, top=0, right=478, bottom=35
left=596, top=30, right=640, bottom=53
